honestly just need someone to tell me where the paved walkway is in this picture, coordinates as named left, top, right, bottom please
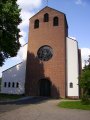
left=0, top=98, right=90, bottom=120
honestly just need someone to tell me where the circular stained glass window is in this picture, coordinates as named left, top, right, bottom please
left=37, top=45, right=53, bottom=61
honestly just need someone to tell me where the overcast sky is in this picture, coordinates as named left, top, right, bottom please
left=0, top=0, right=90, bottom=77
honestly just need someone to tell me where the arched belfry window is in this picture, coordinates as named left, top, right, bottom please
left=34, top=19, right=39, bottom=28
left=44, top=13, right=49, bottom=22
left=53, top=17, right=59, bottom=26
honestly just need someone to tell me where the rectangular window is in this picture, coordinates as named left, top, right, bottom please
left=4, top=82, right=7, bottom=87
left=12, top=82, right=15, bottom=88
left=16, top=82, right=19, bottom=88
left=8, top=82, right=11, bottom=87
left=70, top=82, right=73, bottom=88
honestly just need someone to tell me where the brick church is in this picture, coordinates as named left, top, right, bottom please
left=1, top=6, right=81, bottom=99
left=25, top=6, right=81, bottom=99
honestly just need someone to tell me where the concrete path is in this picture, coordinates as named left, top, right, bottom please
left=0, top=98, right=90, bottom=120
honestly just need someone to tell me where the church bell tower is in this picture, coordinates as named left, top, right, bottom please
left=25, top=6, right=68, bottom=98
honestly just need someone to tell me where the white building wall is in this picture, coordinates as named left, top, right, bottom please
left=66, top=37, right=79, bottom=97
left=1, top=61, right=26, bottom=94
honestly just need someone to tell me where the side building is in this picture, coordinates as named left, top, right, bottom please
left=1, top=61, right=26, bottom=94
left=66, top=37, right=80, bottom=99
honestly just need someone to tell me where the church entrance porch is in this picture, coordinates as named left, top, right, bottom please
left=39, top=79, right=51, bottom=97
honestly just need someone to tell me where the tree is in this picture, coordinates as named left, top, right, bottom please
left=0, top=0, right=22, bottom=66
left=0, top=77, right=2, bottom=91
left=79, top=56, right=90, bottom=104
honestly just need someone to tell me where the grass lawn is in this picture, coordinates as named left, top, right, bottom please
left=58, top=101, right=90, bottom=110
left=0, top=93, right=25, bottom=100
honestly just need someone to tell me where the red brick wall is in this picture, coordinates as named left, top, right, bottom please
left=25, top=7, right=68, bottom=98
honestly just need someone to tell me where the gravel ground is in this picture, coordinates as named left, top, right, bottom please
left=0, top=97, right=90, bottom=120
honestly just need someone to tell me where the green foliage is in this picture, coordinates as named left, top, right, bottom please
left=0, top=0, right=22, bottom=66
left=81, top=94, right=90, bottom=105
left=0, top=93, right=25, bottom=100
left=80, top=65, right=90, bottom=90
left=58, top=101, right=90, bottom=110
left=0, top=77, right=1, bottom=85
left=79, top=62, right=90, bottom=104
left=0, top=77, right=2, bottom=91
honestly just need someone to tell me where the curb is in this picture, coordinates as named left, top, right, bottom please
left=0, top=96, right=34, bottom=104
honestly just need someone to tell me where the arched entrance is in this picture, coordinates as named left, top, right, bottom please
left=39, top=79, right=51, bottom=97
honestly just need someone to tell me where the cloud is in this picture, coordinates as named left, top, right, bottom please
left=17, top=0, right=42, bottom=57
left=75, top=0, right=83, bottom=5
left=19, top=30, right=26, bottom=45
left=17, top=0, right=42, bottom=11
left=17, top=0, right=42, bottom=45
left=18, top=11, right=35, bottom=29
left=18, top=10, right=34, bottom=45
left=17, top=0, right=42, bottom=29
left=81, top=48, right=90, bottom=68
left=75, top=0, right=87, bottom=6
left=18, top=44, right=27, bottom=60
left=69, top=36, right=76, bottom=40
left=0, top=68, right=2, bottom=77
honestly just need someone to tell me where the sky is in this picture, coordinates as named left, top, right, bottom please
left=0, top=0, right=90, bottom=77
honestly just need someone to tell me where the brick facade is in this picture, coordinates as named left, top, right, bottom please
left=25, top=7, right=68, bottom=98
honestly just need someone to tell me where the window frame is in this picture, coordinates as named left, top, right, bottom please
left=12, top=82, right=15, bottom=88
left=16, top=82, right=19, bottom=88
left=53, top=16, right=59, bottom=26
left=69, top=82, right=73, bottom=88
left=34, top=19, right=39, bottom=29
left=44, top=13, right=49, bottom=22
left=8, top=82, right=11, bottom=88
left=4, top=82, right=7, bottom=87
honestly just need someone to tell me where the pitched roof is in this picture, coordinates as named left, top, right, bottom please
left=30, top=6, right=66, bottom=20
left=30, top=6, right=68, bottom=28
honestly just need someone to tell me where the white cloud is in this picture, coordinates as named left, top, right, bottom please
left=18, top=11, right=34, bottom=45
left=19, top=37, right=26, bottom=45
left=75, top=0, right=86, bottom=6
left=81, top=48, right=90, bottom=68
left=18, top=44, right=27, bottom=60
left=19, top=30, right=26, bottom=37
left=18, top=11, right=34, bottom=29
left=75, top=0, right=83, bottom=5
left=17, top=0, right=42, bottom=45
left=17, top=0, right=42, bottom=29
left=17, top=0, right=42, bottom=11
left=19, top=30, right=26, bottom=45
left=69, top=36, right=76, bottom=40
left=0, top=68, right=2, bottom=77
